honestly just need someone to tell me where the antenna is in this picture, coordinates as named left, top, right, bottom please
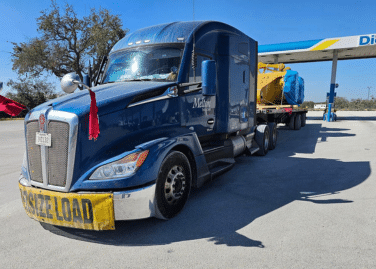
left=192, top=0, right=197, bottom=81
left=88, top=60, right=92, bottom=87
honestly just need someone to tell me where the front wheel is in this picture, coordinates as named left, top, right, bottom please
left=155, top=151, right=192, bottom=219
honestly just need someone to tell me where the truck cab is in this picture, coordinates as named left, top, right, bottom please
left=19, top=21, right=262, bottom=230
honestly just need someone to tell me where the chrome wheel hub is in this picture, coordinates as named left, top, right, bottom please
left=164, top=165, right=186, bottom=204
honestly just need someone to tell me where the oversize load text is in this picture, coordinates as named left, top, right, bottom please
left=20, top=190, right=94, bottom=224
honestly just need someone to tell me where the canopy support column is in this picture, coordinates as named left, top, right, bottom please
left=326, top=50, right=338, bottom=122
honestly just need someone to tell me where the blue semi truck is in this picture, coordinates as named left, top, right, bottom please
left=18, top=21, right=306, bottom=230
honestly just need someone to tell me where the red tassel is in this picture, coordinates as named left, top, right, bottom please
left=88, top=90, right=100, bottom=140
left=0, top=95, right=26, bottom=116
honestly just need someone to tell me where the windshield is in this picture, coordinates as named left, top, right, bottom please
left=102, top=45, right=184, bottom=83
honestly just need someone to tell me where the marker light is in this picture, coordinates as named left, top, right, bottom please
left=90, top=150, right=149, bottom=180
left=167, top=86, right=178, bottom=97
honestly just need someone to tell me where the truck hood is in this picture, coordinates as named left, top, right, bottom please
left=31, top=81, right=176, bottom=117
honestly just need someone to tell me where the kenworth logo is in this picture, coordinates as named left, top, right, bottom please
left=359, top=35, right=376, bottom=46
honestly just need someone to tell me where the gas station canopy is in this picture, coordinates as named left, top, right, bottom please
left=258, top=34, right=376, bottom=64
left=258, top=33, right=376, bottom=122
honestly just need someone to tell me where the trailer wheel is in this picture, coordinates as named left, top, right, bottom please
left=267, top=122, right=277, bottom=150
left=301, top=113, right=306, bottom=127
left=255, top=124, right=270, bottom=156
left=294, top=114, right=302, bottom=130
left=155, top=151, right=192, bottom=219
left=288, top=114, right=295, bottom=130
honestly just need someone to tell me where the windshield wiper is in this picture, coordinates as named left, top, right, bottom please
left=122, top=78, right=152, bottom=82
left=104, top=78, right=161, bottom=84
left=101, top=81, right=117, bottom=85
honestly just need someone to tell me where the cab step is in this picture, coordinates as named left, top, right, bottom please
left=207, top=158, right=235, bottom=179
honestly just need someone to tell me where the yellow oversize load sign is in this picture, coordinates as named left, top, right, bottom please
left=19, top=183, right=115, bottom=230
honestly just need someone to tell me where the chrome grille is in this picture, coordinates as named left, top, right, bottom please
left=26, top=121, right=43, bottom=183
left=25, top=110, right=78, bottom=192
left=47, top=121, right=69, bottom=187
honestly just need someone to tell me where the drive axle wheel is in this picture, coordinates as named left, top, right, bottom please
left=155, top=151, right=192, bottom=219
left=255, top=124, right=270, bottom=156
left=267, top=122, right=277, bottom=150
left=294, top=114, right=302, bottom=130
left=288, top=114, right=295, bottom=130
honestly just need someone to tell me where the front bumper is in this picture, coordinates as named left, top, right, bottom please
left=113, top=183, right=157, bottom=220
left=19, top=175, right=158, bottom=230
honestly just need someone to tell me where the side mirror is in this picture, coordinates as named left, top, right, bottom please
left=202, top=60, right=216, bottom=96
left=61, top=73, right=91, bottom=93
left=61, top=73, right=80, bottom=93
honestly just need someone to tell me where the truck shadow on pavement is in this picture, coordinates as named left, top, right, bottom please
left=41, top=123, right=370, bottom=247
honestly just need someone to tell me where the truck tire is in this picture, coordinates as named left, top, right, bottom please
left=267, top=122, right=277, bottom=150
left=255, top=124, right=270, bottom=156
left=294, top=114, right=302, bottom=130
left=301, top=113, right=306, bottom=127
left=288, top=114, right=295, bottom=130
left=155, top=151, right=192, bottom=219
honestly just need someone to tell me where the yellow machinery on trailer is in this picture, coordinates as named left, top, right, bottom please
left=256, top=62, right=307, bottom=132
left=257, top=62, right=291, bottom=105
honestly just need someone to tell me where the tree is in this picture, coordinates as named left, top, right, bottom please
left=6, top=77, right=59, bottom=110
left=302, top=101, right=314, bottom=109
left=11, top=1, right=127, bottom=84
left=334, top=97, right=349, bottom=110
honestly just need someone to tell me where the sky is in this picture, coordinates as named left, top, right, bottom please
left=0, top=0, right=375, bottom=102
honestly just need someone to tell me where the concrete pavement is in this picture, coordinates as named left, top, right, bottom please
left=1, top=112, right=375, bottom=268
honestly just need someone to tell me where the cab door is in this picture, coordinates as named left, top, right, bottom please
left=181, top=54, right=216, bottom=137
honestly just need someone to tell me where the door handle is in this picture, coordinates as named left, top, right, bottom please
left=207, top=118, right=214, bottom=124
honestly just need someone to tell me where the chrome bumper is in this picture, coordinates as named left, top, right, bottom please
left=113, top=183, right=157, bottom=220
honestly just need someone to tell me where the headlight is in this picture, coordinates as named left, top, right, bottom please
left=89, top=150, right=149, bottom=180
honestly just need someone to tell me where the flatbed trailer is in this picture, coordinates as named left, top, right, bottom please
left=257, top=104, right=307, bottom=128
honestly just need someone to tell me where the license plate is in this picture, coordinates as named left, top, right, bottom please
left=19, top=183, right=115, bottom=230
left=35, top=132, right=52, bottom=147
